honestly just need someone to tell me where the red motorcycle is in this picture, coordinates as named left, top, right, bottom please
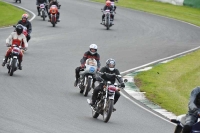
left=49, top=5, right=59, bottom=27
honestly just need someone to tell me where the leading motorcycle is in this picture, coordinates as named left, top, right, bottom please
left=171, top=113, right=200, bottom=133
left=87, top=72, right=126, bottom=123
left=78, top=58, right=97, bottom=96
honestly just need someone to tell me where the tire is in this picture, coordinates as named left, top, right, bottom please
left=106, top=18, right=109, bottom=30
left=42, top=11, right=45, bottom=21
left=174, top=125, right=182, bottom=133
left=103, top=99, right=114, bottom=123
left=19, top=0, right=21, bottom=3
left=83, top=78, right=92, bottom=96
left=52, top=16, right=55, bottom=27
left=10, top=58, right=17, bottom=76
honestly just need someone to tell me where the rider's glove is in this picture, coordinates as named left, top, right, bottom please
left=80, top=64, right=85, bottom=69
left=6, top=43, right=10, bottom=47
left=120, top=83, right=125, bottom=88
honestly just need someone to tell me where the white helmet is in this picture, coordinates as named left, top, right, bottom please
left=89, top=44, right=98, bottom=55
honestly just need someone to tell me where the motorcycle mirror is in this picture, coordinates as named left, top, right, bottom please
left=124, top=79, right=128, bottom=83
left=13, top=25, right=16, bottom=28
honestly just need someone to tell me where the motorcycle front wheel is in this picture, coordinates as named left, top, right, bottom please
left=42, top=11, right=45, bottom=21
left=10, top=58, right=17, bottom=76
left=83, top=78, right=92, bottom=96
left=103, top=99, right=114, bottom=123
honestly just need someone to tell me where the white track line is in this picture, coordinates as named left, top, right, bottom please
left=0, top=1, right=36, bottom=29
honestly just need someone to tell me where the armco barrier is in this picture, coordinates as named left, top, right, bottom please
left=183, top=0, right=200, bottom=8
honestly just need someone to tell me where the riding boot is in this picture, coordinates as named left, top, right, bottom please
left=18, top=60, right=22, bottom=70
left=37, top=7, right=40, bottom=16
left=2, top=56, right=8, bottom=67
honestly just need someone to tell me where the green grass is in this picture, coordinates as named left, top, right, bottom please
left=0, top=1, right=25, bottom=27
left=92, top=0, right=200, bottom=26
left=135, top=50, right=200, bottom=115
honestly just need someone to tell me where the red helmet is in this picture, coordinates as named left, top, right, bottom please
left=106, top=1, right=111, bottom=6
left=22, top=14, right=28, bottom=22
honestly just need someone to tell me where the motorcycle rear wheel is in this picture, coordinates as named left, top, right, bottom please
left=103, top=99, right=114, bottom=123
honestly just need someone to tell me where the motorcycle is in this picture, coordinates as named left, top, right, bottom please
left=15, top=0, right=21, bottom=3
left=170, top=113, right=200, bottom=133
left=87, top=72, right=126, bottom=123
left=49, top=5, right=59, bottom=27
left=78, top=58, right=97, bottom=96
left=39, top=3, right=47, bottom=21
left=4, top=45, right=23, bottom=76
left=101, top=9, right=113, bottom=30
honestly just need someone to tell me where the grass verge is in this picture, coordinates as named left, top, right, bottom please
left=0, top=1, right=25, bottom=27
left=134, top=50, right=200, bottom=115
left=92, top=0, right=200, bottom=26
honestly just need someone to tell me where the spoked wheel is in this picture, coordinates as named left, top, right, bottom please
left=9, top=58, right=17, bottom=76
left=103, top=99, right=114, bottom=123
left=83, top=78, right=92, bottom=96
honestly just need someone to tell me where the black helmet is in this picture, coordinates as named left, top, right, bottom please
left=106, top=58, right=115, bottom=71
left=16, top=25, right=23, bottom=35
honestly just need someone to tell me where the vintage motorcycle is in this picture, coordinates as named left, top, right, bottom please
left=49, top=5, right=59, bottom=27
left=171, top=113, right=200, bottom=133
left=87, top=72, right=127, bottom=123
left=78, top=58, right=97, bottom=96
left=39, top=3, right=47, bottom=21
left=4, top=45, right=24, bottom=76
left=101, top=9, right=113, bottom=30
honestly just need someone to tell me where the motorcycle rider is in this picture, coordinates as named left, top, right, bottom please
left=182, top=87, right=200, bottom=133
left=36, top=0, right=49, bottom=16
left=101, top=1, right=114, bottom=25
left=48, top=0, right=60, bottom=22
left=106, top=0, right=116, bottom=12
left=2, top=25, right=28, bottom=70
left=17, top=14, right=32, bottom=42
left=90, top=58, right=125, bottom=111
left=74, top=44, right=101, bottom=88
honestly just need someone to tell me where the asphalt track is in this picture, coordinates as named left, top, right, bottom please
left=1, top=0, right=200, bottom=133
